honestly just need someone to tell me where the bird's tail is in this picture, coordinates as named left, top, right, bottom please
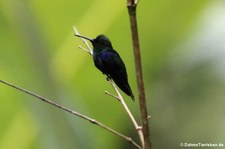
left=130, top=92, right=135, bottom=101
left=111, top=75, right=134, bottom=101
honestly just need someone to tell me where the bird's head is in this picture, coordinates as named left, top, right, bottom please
left=75, top=34, right=113, bottom=51
left=93, top=35, right=112, bottom=49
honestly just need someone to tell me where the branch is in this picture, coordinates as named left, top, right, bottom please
left=73, top=26, right=93, bottom=55
left=78, top=45, right=90, bottom=54
left=0, top=79, right=141, bottom=149
left=127, top=0, right=151, bottom=149
left=106, top=79, right=144, bottom=147
left=105, top=91, right=120, bottom=101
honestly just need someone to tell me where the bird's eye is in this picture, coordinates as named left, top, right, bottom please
left=99, top=39, right=104, bottom=45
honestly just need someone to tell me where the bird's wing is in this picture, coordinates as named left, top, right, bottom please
left=95, top=50, right=134, bottom=99
left=101, top=50, right=132, bottom=93
left=100, top=50, right=127, bottom=78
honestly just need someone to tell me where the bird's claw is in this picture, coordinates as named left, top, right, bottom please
left=106, top=75, right=111, bottom=81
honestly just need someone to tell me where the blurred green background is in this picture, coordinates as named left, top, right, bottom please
left=1, top=0, right=225, bottom=148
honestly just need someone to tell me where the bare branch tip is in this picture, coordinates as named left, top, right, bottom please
left=78, top=45, right=90, bottom=53
left=105, top=91, right=120, bottom=101
left=135, top=0, right=139, bottom=4
left=73, top=25, right=79, bottom=35
left=127, top=0, right=139, bottom=6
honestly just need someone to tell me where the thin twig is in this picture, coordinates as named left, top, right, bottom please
left=78, top=45, right=90, bottom=54
left=127, top=0, right=151, bottom=149
left=73, top=26, right=93, bottom=55
left=107, top=79, right=144, bottom=147
left=104, top=91, right=120, bottom=101
left=0, top=79, right=141, bottom=149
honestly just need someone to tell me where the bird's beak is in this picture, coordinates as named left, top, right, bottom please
left=75, top=34, right=93, bottom=41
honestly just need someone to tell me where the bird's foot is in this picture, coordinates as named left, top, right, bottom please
left=106, top=75, right=112, bottom=81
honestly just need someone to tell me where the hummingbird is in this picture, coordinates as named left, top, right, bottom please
left=75, top=34, right=134, bottom=100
